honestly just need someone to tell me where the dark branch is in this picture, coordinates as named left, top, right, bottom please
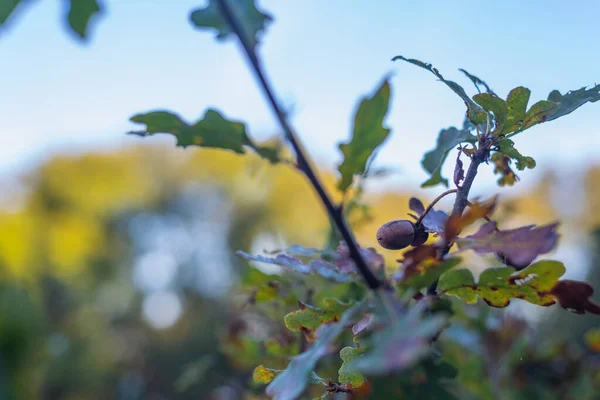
left=427, top=146, right=489, bottom=295
left=216, top=0, right=381, bottom=290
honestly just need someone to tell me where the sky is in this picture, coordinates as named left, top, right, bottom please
left=1, top=0, right=599, bottom=197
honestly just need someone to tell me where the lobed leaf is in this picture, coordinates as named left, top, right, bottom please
left=334, top=242, right=385, bottom=274
left=456, top=221, right=559, bottom=269
left=494, top=139, right=535, bottom=171
left=393, top=257, right=462, bottom=291
left=337, top=78, right=392, bottom=192
left=0, top=0, right=20, bottom=24
left=420, top=127, right=476, bottom=188
left=1, top=0, right=101, bottom=39
left=266, top=303, right=363, bottom=400
left=190, top=0, right=272, bottom=49
left=253, top=365, right=281, bottom=384
left=503, top=87, right=531, bottom=134
left=338, top=346, right=365, bottom=387
left=473, top=93, right=507, bottom=135
left=490, top=153, right=519, bottom=186
left=67, top=0, right=101, bottom=39
left=392, top=56, right=487, bottom=124
left=351, top=301, right=448, bottom=375
left=444, top=196, right=498, bottom=242
left=130, top=109, right=282, bottom=162
left=459, top=68, right=494, bottom=94
left=438, top=260, right=600, bottom=314
left=236, top=251, right=358, bottom=283
left=284, top=298, right=353, bottom=342
left=545, top=85, right=600, bottom=122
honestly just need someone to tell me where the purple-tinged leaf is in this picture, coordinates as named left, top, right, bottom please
left=335, top=242, right=384, bottom=274
left=236, top=251, right=358, bottom=283
left=352, top=313, right=373, bottom=336
left=350, top=301, right=448, bottom=375
left=456, top=221, right=559, bottom=269
left=454, top=150, right=465, bottom=187
left=408, top=198, right=448, bottom=236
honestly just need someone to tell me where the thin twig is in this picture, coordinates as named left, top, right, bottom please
left=415, top=189, right=458, bottom=225
left=216, top=0, right=381, bottom=290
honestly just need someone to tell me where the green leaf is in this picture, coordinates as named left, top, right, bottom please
left=284, top=298, right=353, bottom=341
left=351, top=301, right=448, bottom=375
left=473, top=93, right=507, bottom=135
left=505, top=84, right=599, bottom=136
left=503, top=87, right=531, bottom=134
left=459, top=68, right=494, bottom=94
left=491, top=153, right=521, bottom=186
left=421, top=127, right=476, bottom=188
left=438, top=260, right=567, bottom=308
left=393, top=257, right=462, bottom=290
left=392, top=56, right=487, bottom=124
left=337, top=78, right=392, bottom=192
left=0, top=0, right=21, bottom=24
left=253, top=365, right=281, bottom=384
left=495, top=139, right=535, bottom=171
left=67, top=0, right=101, bottom=39
left=190, top=0, right=273, bottom=49
left=338, top=346, right=365, bottom=387
left=518, top=100, right=557, bottom=132
left=130, top=109, right=282, bottom=162
left=545, top=85, right=600, bottom=122
left=266, top=302, right=363, bottom=400
left=1, top=0, right=101, bottom=39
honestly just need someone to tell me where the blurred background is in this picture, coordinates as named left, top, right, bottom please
left=0, top=1, right=599, bottom=399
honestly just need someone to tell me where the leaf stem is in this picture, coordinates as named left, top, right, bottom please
left=216, top=0, right=381, bottom=290
left=427, top=145, right=489, bottom=295
left=415, top=189, right=457, bottom=226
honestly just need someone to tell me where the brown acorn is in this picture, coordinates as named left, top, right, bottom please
left=411, top=224, right=429, bottom=246
left=376, top=220, right=415, bottom=250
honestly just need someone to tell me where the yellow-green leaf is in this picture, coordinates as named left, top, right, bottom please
left=337, top=78, right=392, bottom=192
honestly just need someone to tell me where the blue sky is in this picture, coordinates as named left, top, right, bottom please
left=1, top=0, right=599, bottom=195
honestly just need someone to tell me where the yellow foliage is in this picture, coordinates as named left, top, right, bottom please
left=0, top=210, right=38, bottom=278
left=46, top=212, right=104, bottom=278
left=36, top=150, right=160, bottom=216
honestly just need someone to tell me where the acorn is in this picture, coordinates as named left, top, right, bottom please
left=377, top=220, right=417, bottom=250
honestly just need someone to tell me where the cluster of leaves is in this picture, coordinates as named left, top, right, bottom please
left=6, top=0, right=599, bottom=398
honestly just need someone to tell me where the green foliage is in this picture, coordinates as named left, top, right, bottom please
left=190, top=0, right=272, bottom=49
left=130, top=109, right=282, bottom=162
left=351, top=301, right=448, bottom=375
left=421, top=127, right=475, bottom=187
left=438, top=260, right=600, bottom=314
left=0, top=0, right=101, bottom=40
left=6, top=1, right=600, bottom=399
left=284, top=298, right=353, bottom=341
left=265, top=302, right=362, bottom=400
left=0, top=0, right=20, bottom=24
left=67, top=0, right=101, bottom=39
left=392, top=56, right=487, bottom=124
left=338, top=346, right=365, bottom=386
left=337, top=79, right=392, bottom=192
